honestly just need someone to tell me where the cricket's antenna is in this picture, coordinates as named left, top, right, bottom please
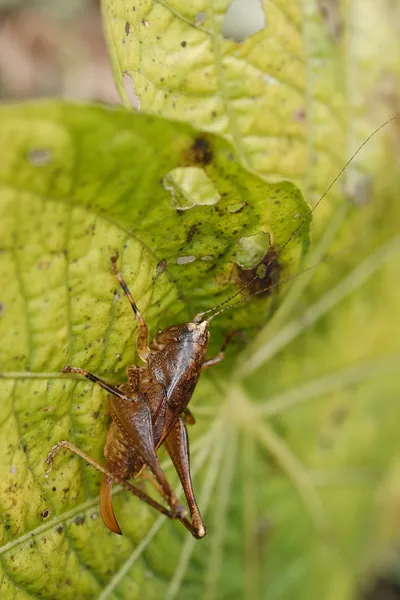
left=208, top=253, right=335, bottom=321
left=197, top=116, right=396, bottom=323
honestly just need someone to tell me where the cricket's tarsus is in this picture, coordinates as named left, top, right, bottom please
left=47, top=117, right=396, bottom=539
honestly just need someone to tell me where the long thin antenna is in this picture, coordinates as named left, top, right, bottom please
left=197, top=116, right=396, bottom=322
left=207, top=252, right=338, bottom=321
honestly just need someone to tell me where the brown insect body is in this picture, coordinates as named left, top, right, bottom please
left=100, top=321, right=210, bottom=536
left=45, top=118, right=395, bottom=539
left=46, top=255, right=215, bottom=539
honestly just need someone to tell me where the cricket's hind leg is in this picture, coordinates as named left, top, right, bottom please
left=165, top=417, right=206, bottom=539
left=109, top=392, right=187, bottom=521
left=45, top=440, right=176, bottom=534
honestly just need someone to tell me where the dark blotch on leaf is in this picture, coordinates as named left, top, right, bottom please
left=74, top=515, right=85, bottom=526
left=186, top=224, right=199, bottom=244
left=181, top=41, right=187, bottom=47
left=41, top=509, right=50, bottom=519
left=184, top=136, right=214, bottom=166
left=56, top=525, right=63, bottom=534
left=125, top=22, right=130, bottom=35
left=234, top=246, right=280, bottom=299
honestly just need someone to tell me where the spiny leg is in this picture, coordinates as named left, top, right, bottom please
left=62, top=365, right=138, bottom=403
left=202, top=330, right=235, bottom=369
left=165, top=418, right=206, bottom=539
left=111, top=251, right=150, bottom=361
left=141, top=470, right=201, bottom=539
left=45, top=441, right=174, bottom=520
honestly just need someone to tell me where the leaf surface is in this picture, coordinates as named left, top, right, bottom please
left=0, top=102, right=308, bottom=599
left=100, top=1, right=400, bottom=599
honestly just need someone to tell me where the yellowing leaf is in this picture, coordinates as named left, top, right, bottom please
left=0, top=102, right=308, bottom=599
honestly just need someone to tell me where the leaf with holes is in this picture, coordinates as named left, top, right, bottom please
left=0, top=101, right=309, bottom=599
left=102, top=0, right=348, bottom=196
left=101, top=1, right=400, bottom=599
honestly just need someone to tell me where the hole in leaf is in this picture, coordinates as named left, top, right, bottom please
left=195, top=11, right=207, bottom=26
left=176, top=255, right=196, bottom=265
left=123, top=72, right=140, bottom=109
left=163, top=166, right=221, bottom=210
left=222, top=0, right=265, bottom=42
left=235, top=231, right=270, bottom=269
left=227, top=202, right=246, bottom=214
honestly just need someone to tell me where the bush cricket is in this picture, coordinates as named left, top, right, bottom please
left=45, top=118, right=395, bottom=539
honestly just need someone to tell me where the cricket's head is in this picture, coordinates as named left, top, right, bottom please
left=187, top=318, right=210, bottom=345
left=154, top=319, right=210, bottom=348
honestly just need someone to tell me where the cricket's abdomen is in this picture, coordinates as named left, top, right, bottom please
left=104, top=420, right=144, bottom=480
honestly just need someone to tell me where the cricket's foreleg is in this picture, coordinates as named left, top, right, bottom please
left=165, top=418, right=206, bottom=539
left=202, top=331, right=234, bottom=369
left=111, top=252, right=150, bottom=362
left=45, top=441, right=174, bottom=525
left=62, top=365, right=138, bottom=403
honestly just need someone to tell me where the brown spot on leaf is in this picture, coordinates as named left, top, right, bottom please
left=234, top=246, right=281, bottom=298
left=186, top=223, right=199, bottom=244
left=184, top=136, right=214, bottom=166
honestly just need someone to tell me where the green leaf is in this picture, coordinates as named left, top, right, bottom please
left=102, top=0, right=347, bottom=197
left=0, top=101, right=308, bottom=599
left=1, top=1, right=400, bottom=599
left=100, top=1, right=400, bottom=599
